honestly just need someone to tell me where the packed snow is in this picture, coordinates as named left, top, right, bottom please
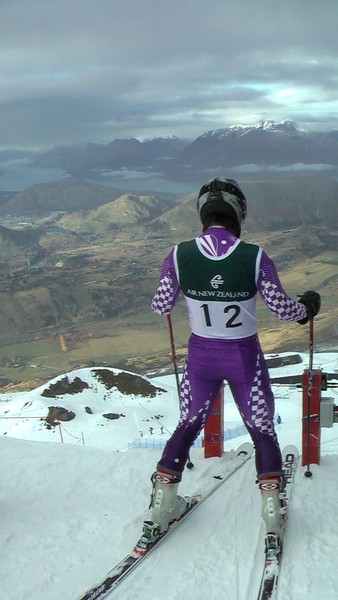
left=1, top=351, right=338, bottom=600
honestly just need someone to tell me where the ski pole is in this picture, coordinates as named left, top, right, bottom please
left=167, top=314, right=194, bottom=469
left=167, top=313, right=180, bottom=396
left=304, top=318, right=314, bottom=478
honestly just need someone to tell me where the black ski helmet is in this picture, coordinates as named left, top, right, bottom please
left=197, top=177, right=247, bottom=235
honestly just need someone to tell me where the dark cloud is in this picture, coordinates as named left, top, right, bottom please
left=1, top=0, right=338, bottom=149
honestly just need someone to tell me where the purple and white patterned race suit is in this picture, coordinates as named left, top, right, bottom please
left=151, top=227, right=307, bottom=478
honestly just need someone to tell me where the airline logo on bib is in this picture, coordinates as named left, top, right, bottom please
left=210, top=274, right=224, bottom=289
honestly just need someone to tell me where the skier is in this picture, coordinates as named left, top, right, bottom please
left=147, top=177, right=320, bottom=539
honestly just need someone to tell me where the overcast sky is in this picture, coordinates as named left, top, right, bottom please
left=1, top=0, right=338, bottom=151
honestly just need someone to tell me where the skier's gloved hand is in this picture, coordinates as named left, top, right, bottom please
left=297, top=290, right=321, bottom=325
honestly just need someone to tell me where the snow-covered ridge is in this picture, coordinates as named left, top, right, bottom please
left=0, top=351, right=337, bottom=450
left=201, top=119, right=300, bottom=140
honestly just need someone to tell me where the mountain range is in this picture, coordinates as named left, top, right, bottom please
left=1, top=120, right=338, bottom=190
left=1, top=175, right=338, bottom=236
left=166, top=120, right=338, bottom=181
left=1, top=124, right=338, bottom=391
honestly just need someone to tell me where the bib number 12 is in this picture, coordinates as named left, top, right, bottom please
left=200, top=303, right=242, bottom=328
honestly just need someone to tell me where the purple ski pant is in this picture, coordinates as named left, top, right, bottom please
left=157, top=333, right=282, bottom=479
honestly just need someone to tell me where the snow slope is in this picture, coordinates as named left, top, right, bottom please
left=1, top=352, right=338, bottom=600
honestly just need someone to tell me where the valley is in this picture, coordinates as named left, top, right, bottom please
left=0, top=177, right=337, bottom=391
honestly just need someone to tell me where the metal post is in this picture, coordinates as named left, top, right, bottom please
left=302, top=369, right=322, bottom=469
left=203, top=386, right=224, bottom=458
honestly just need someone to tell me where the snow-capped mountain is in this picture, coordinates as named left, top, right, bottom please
left=3, top=120, right=338, bottom=190
left=201, top=119, right=301, bottom=139
left=167, top=120, right=338, bottom=181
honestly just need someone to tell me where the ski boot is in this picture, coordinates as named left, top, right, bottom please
left=259, top=475, right=287, bottom=540
left=133, top=470, right=194, bottom=558
left=148, top=470, right=193, bottom=534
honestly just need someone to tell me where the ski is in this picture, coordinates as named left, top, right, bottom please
left=77, top=442, right=253, bottom=600
left=257, top=445, right=299, bottom=600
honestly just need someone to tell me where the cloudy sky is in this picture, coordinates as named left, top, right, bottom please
left=1, top=0, right=338, bottom=151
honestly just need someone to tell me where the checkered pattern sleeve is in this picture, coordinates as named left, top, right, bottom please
left=257, top=251, right=307, bottom=322
left=151, top=248, right=180, bottom=315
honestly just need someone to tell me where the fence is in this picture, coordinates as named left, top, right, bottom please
left=0, top=415, right=84, bottom=444
left=128, top=424, right=248, bottom=450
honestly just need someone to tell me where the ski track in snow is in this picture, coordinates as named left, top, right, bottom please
left=0, top=351, right=338, bottom=599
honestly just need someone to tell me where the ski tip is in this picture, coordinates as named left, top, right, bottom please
left=282, top=444, right=299, bottom=456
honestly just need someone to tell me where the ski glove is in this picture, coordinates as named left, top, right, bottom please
left=297, top=290, right=321, bottom=325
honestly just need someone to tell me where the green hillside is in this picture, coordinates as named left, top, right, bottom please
left=0, top=175, right=337, bottom=391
